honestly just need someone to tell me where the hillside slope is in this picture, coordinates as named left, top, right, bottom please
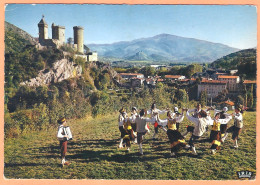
left=88, top=34, right=240, bottom=63
left=5, top=21, right=36, bottom=54
left=210, top=48, right=256, bottom=79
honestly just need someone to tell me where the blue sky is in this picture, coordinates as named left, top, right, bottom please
left=5, top=4, right=257, bottom=49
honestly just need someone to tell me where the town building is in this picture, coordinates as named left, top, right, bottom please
left=131, top=77, right=144, bottom=88
left=119, top=73, right=144, bottom=79
left=165, top=75, right=186, bottom=80
left=217, top=75, right=240, bottom=93
left=197, top=79, right=227, bottom=98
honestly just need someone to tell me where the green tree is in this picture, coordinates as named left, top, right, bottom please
left=139, top=66, right=155, bottom=77
left=235, top=95, right=244, bottom=108
left=199, top=90, right=207, bottom=107
left=247, top=84, right=254, bottom=109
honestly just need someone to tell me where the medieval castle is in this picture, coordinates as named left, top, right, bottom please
left=37, top=15, right=97, bottom=61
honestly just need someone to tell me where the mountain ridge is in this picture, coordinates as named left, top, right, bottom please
left=88, top=33, right=240, bottom=63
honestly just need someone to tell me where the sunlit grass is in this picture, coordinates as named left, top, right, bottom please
left=4, top=111, right=256, bottom=179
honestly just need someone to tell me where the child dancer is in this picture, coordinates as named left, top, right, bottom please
left=221, top=107, right=243, bottom=148
left=57, top=117, right=70, bottom=167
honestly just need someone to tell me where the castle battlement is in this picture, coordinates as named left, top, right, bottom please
left=38, top=15, right=97, bottom=61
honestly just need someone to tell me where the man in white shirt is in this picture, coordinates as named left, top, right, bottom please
left=136, top=109, right=155, bottom=155
left=186, top=109, right=212, bottom=155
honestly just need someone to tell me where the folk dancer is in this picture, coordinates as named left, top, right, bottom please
left=186, top=109, right=212, bottom=155
left=129, top=107, right=138, bottom=143
left=158, top=109, right=189, bottom=157
left=57, top=117, right=70, bottom=167
left=173, top=106, right=182, bottom=131
left=221, top=107, right=244, bottom=148
left=214, top=107, right=231, bottom=139
left=208, top=112, right=232, bottom=154
left=136, top=109, right=155, bottom=155
left=146, top=103, right=167, bottom=140
left=118, top=108, right=127, bottom=148
left=182, top=103, right=204, bottom=137
left=122, top=117, right=135, bottom=151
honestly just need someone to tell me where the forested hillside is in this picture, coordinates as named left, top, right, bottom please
left=210, top=49, right=256, bottom=79
left=5, top=21, right=36, bottom=54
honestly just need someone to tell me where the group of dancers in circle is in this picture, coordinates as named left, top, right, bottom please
left=118, top=103, right=244, bottom=157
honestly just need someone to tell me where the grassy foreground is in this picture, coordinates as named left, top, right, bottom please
left=4, top=111, right=256, bottom=179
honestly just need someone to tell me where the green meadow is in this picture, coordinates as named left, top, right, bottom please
left=4, top=111, right=256, bottom=180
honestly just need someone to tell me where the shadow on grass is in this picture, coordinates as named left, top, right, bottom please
left=5, top=163, right=46, bottom=167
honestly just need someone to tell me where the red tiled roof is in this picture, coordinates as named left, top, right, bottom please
left=224, top=101, right=235, bottom=106
left=201, top=79, right=227, bottom=84
left=243, top=80, right=256, bottom=84
left=157, top=79, right=164, bottom=82
left=218, top=75, right=239, bottom=79
left=180, top=79, right=189, bottom=82
left=165, top=75, right=183, bottom=78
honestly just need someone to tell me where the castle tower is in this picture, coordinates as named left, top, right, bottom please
left=38, top=15, right=48, bottom=44
left=52, top=23, right=65, bottom=43
left=73, top=26, right=84, bottom=54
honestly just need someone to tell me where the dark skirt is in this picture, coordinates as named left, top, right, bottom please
left=167, top=129, right=184, bottom=143
left=167, top=129, right=187, bottom=153
left=209, top=130, right=221, bottom=143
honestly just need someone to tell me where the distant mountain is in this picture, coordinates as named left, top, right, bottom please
left=5, top=21, right=36, bottom=54
left=88, top=34, right=240, bottom=63
left=126, top=51, right=151, bottom=60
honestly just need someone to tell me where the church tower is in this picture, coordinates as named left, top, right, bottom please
left=38, top=15, right=48, bottom=44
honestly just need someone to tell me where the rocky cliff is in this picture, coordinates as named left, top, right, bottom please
left=20, top=58, right=82, bottom=87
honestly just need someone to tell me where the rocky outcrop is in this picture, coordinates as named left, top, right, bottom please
left=20, top=58, right=82, bottom=87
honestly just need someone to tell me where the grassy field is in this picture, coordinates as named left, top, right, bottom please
left=4, top=111, right=256, bottom=179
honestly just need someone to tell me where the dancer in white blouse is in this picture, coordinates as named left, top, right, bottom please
left=118, top=108, right=127, bottom=148
left=221, top=107, right=244, bottom=148
left=146, top=103, right=167, bottom=140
